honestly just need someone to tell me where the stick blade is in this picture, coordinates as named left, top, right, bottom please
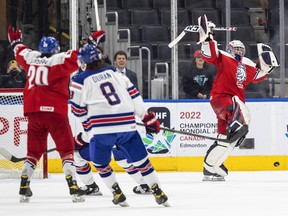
left=0, top=147, right=13, bottom=161
left=0, top=147, right=26, bottom=162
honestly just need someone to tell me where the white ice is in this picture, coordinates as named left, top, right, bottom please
left=1, top=171, right=288, bottom=216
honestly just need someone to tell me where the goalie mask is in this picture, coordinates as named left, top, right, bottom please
left=226, top=40, right=245, bottom=61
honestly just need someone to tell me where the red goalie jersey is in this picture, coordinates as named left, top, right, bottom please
left=201, top=40, right=267, bottom=102
left=14, top=44, right=79, bottom=115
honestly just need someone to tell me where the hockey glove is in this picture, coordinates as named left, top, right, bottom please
left=74, top=132, right=89, bottom=150
left=8, top=25, right=22, bottom=47
left=142, top=112, right=160, bottom=135
left=197, top=14, right=215, bottom=44
left=87, top=30, right=105, bottom=46
left=257, top=51, right=279, bottom=74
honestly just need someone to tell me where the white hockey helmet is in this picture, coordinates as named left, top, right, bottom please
left=226, top=40, right=246, bottom=59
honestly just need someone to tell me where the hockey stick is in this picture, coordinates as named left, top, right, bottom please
left=136, top=122, right=248, bottom=143
left=168, top=25, right=237, bottom=48
left=0, top=147, right=57, bottom=163
left=93, top=0, right=101, bottom=30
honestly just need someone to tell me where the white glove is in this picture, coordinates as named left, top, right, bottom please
left=257, top=43, right=272, bottom=55
left=197, top=14, right=215, bottom=44
left=257, top=51, right=280, bottom=74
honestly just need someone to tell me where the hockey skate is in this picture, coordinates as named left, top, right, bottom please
left=111, top=182, right=129, bottom=207
left=202, top=167, right=225, bottom=181
left=19, top=175, right=33, bottom=203
left=151, top=183, right=170, bottom=207
left=133, top=184, right=152, bottom=195
left=80, top=182, right=103, bottom=196
left=66, top=175, right=86, bottom=202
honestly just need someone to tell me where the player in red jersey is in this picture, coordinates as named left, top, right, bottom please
left=8, top=25, right=87, bottom=203
left=196, top=15, right=279, bottom=181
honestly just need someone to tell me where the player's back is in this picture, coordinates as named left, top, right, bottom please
left=18, top=48, right=79, bottom=115
left=71, top=67, right=139, bottom=134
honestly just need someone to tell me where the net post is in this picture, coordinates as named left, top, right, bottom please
left=43, top=152, right=48, bottom=178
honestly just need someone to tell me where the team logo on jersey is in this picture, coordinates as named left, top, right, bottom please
left=141, top=107, right=175, bottom=154
left=236, top=63, right=246, bottom=89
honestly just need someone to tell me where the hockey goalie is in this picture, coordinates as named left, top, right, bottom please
left=196, top=14, right=279, bottom=181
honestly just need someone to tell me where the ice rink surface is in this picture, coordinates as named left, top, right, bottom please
left=1, top=171, right=288, bottom=216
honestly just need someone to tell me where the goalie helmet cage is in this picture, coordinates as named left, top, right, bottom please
left=0, top=88, right=48, bottom=179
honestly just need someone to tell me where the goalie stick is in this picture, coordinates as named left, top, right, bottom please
left=93, top=0, right=101, bottom=30
left=168, top=25, right=237, bottom=48
left=0, top=147, right=56, bottom=163
left=136, top=122, right=248, bottom=143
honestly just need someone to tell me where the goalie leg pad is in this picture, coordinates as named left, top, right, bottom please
left=204, top=136, right=230, bottom=176
left=204, top=133, right=247, bottom=176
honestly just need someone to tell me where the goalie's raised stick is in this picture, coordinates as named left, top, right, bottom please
left=168, top=25, right=237, bottom=48
left=0, top=147, right=57, bottom=163
left=136, top=122, right=248, bottom=143
left=93, top=0, right=101, bottom=30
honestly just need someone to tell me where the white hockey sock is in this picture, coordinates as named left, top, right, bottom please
left=116, top=159, right=146, bottom=185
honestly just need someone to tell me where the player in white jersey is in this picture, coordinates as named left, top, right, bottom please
left=70, top=44, right=169, bottom=207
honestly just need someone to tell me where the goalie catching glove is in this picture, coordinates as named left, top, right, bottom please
left=7, top=25, right=22, bottom=47
left=142, top=112, right=160, bottom=135
left=256, top=43, right=279, bottom=74
left=197, top=14, right=215, bottom=44
left=74, top=132, right=89, bottom=150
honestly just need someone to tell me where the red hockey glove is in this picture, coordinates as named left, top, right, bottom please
left=87, top=30, right=105, bottom=46
left=74, top=132, right=89, bottom=150
left=142, top=112, right=160, bottom=135
left=8, top=25, right=22, bottom=47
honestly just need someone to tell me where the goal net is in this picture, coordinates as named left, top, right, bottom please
left=0, top=89, right=46, bottom=179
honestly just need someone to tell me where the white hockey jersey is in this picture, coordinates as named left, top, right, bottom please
left=70, top=67, right=147, bottom=137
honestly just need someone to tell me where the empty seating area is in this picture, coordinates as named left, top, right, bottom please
left=107, top=0, right=262, bottom=62
left=104, top=0, right=281, bottom=98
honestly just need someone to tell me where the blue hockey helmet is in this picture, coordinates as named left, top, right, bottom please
left=78, top=44, right=102, bottom=64
left=39, top=36, right=60, bottom=54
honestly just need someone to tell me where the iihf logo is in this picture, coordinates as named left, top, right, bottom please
left=142, top=107, right=176, bottom=154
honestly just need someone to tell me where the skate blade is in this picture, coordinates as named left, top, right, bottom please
left=134, top=191, right=153, bottom=195
left=20, top=195, right=30, bottom=203
left=71, top=194, right=85, bottom=203
left=118, top=201, right=129, bottom=207
left=87, top=191, right=103, bottom=196
left=202, top=176, right=225, bottom=181
left=162, top=201, right=171, bottom=207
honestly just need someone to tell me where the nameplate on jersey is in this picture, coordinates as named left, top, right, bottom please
left=40, top=106, right=55, bottom=112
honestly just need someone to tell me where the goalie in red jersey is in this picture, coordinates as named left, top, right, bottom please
left=197, top=15, right=279, bottom=181
left=7, top=25, right=87, bottom=203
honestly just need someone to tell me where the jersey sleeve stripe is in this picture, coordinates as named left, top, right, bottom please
left=128, top=86, right=140, bottom=99
left=70, top=102, right=87, bottom=117
left=82, top=112, right=135, bottom=131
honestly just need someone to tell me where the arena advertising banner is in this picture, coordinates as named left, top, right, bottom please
left=1, top=100, right=288, bottom=160
left=138, top=100, right=288, bottom=157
